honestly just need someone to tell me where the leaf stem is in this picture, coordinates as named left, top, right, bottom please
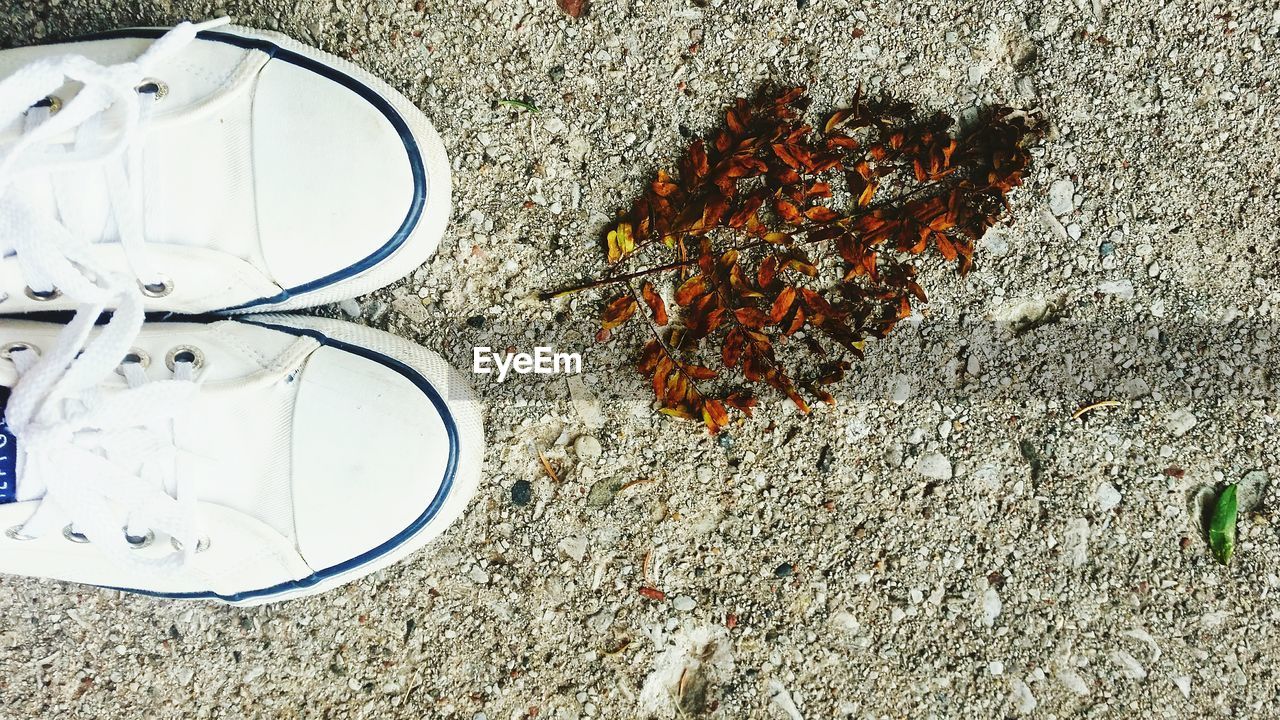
left=627, top=283, right=711, bottom=402
left=540, top=134, right=1001, bottom=301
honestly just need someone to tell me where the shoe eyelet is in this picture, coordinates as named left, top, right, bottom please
left=135, top=78, right=169, bottom=100
left=115, top=348, right=151, bottom=376
left=124, top=528, right=155, bottom=549
left=139, top=277, right=174, bottom=298
left=5, top=526, right=37, bottom=541
left=170, top=536, right=210, bottom=553
left=30, top=95, right=62, bottom=113
left=62, top=525, right=90, bottom=544
left=165, top=345, right=205, bottom=372
left=24, top=286, right=61, bottom=301
left=1, top=341, right=38, bottom=361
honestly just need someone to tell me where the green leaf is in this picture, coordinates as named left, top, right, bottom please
left=1208, top=484, right=1238, bottom=565
left=499, top=99, right=539, bottom=113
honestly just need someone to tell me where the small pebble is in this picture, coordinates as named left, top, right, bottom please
left=1048, top=178, right=1076, bottom=216
left=511, top=480, right=532, bottom=506
left=774, top=563, right=793, bottom=578
left=574, top=435, right=602, bottom=459
left=586, top=478, right=621, bottom=508
left=915, top=452, right=953, bottom=480
left=1165, top=408, right=1198, bottom=437
left=1096, top=481, right=1122, bottom=511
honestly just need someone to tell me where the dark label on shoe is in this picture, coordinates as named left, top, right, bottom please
left=0, top=386, right=15, bottom=504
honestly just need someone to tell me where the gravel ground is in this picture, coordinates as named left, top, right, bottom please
left=3, top=0, right=1280, bottom=718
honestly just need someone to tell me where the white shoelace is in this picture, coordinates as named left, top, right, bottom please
left=0, top=17, right=228, bottom=297
left=0, top=20, right=228, bottom=572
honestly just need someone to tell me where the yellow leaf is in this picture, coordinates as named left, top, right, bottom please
left=607, top=222, right=635, bottom=263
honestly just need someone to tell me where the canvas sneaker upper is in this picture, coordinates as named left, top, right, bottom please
left=0, top=312, right=483, bottom=605
left=0, top=18, right=451, bottom=315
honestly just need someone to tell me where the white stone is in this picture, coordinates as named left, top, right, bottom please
left=1008, top=678, right=1037, bottom=715
left=1097, top=279, right=1134, bottom=300
left=574, top=435, right=602, bottom=459
left=1173, top=675, right=1191, bottom=698
left=915, top=452, right=953, bottom=481
left=1056, top=668, right=1090, bottom=696
left=890, top=374, right=911, bottom=405
left=1110, top=650, right=1147, bottom=680
left=558, top=535, right=588, bottom=562
left=980, top=228, right=1010, bottom=257
left=586, top=608, right=614, bottom=634
left=1048, top=178, right=1076, bottom=216
left=1064, top=518, right=1089, bottom=567
left=1096, top=481, right=1122, bottom=511
left=831, top=610, right=860, bottom=633
left=1165, top=408, right=1198, bottom=437
left=981, top=588, right=1002, bottom=627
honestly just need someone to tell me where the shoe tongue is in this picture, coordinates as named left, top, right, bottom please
left=0, top=386, right=16, bottom=504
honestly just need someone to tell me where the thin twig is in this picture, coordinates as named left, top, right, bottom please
left=530, top=442, right=559, bottom=482
left=627, top=282, right=713, bottom=403
left=538, top=175, right=955, bottom=300
left=1072, top=399, right=1120, bottom=420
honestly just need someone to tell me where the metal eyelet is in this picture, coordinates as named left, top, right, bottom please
left=1, top=341, right=38, bottom=361
left=124, top=528, right=155, bottom=549
left=24, top=286, right=61, bottom=301
left=139, top=277, right=174, bottom=298
left=115, top=348, right=151, bottom=376
left=170, top=536, right=210, bottom=553
left=5, top=526, right=37, bottom=541
left=31, top=95, right=62, bottom=113
left=135, top=78, right=169, bottom=100
left=165, top=345, right=205, bottom=372
left=62, top=525, right=90, bottom=544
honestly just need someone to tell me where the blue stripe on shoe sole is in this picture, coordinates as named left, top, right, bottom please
left=104, top=321, right=459, bottom=602
left=73, top=27, right=429, bottom=312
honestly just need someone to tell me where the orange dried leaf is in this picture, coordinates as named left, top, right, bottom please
left=675, top=275, right=707, bottom=305
left=701, top=399, right=730, bottom=434
left=774, top=199, right=805, bottom=225
left=640, top=281, right=668, bottom=325
left=598, top=295, right=637, bottom=339
left=770, top=286, right=798, bottom=324
left=758, top=255, right=779, bottom=288
left=734, top=306, right=770, bottom=329
left=805, top=206, right=841, bottom=223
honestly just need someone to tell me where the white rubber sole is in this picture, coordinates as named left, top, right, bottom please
left=228, top=315, right=484, bottom=606
left=205, top=24, right=453, bottom=314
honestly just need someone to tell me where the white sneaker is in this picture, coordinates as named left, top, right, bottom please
left=0, top=18, right=450, bottom=314
left=0, top=313, right=483, bottom=605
